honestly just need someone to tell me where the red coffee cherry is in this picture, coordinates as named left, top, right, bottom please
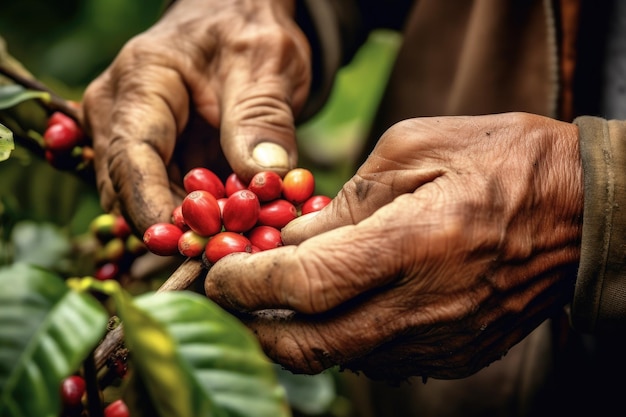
left=94, top=262, right=120, bottom=281
left=225, top=172, right=248, bottom=196
left=248, top=171, right=283, bottom=202
left=60, top=375, right=86, bottom=409
left=247, top=225, right=283, bottom=251
left=181, top=190, right=222, bottom=237
left=112, top=215, right=132, bottom=239
left=222, top=189, right=260, bottom=232
left=204, top=231, right=252, bottom=264
left=47, top=111, right=80, bottom=130
left=178, top=230, right=209, bottom=258
left=43, top=121, right=83, bottom=152
left=301, top=195, right=332, bottom=215
left=104, top=399, right=130, bottom=417
left=47, top=111, right=68, bottom=128
left=143, top=222, right=183, bottom=256
left=170, top=204, right=188, bottom=231
left=257, top=199, right=298, bottom=229
left=282, top=168, right=315, bottom=205
left=217, top=197, right=228, bottom=218
left=183, top=167, right=226, bottom=199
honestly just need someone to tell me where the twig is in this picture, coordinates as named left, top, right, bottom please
left=0, top=65, right=79, bottom=120
left=94, top=258, right=206, bottom=371
left=84, top=350, right=104, bottom=417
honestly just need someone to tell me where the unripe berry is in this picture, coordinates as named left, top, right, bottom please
left=90, top=213, right=117, bottom=242
left=178, top=230, right=209, bottom=258
left=282, top=168, right=315, bottom=205
left=222, top=189, right=260, bottom=232
left=143, top=222, right=183, bottom=256
left=125, top=234, right=147, bottom=256
left=98, top=237, right=125, bottom=264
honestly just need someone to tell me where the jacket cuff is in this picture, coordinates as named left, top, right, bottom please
left=572, top=116, right=626, bottom=334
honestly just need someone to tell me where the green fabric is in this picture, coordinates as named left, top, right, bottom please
left=573, top=116, right=626, bottom=334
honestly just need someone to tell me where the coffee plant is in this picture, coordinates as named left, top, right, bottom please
left=0, top=37, right=339, bottom=417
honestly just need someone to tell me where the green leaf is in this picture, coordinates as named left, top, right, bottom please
left=108, top=285, right=203, bottom=417
left=0, top=263, right=108, bottom=417
left=0, top=84, right=50, bottom=110
left=132, top=291, right=291, bottom=417
left=11, top=221, right=72, bottom=270
left=0, top=123, right=14, bottom=162
left=274, top=365, right=336, bottom=415
left=83, top=277, right=291, bottom=417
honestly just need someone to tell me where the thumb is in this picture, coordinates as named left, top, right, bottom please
left=282, top=170, right=427, bottom=245
left=279, top=178, right=395, bottom=246
left=218, top=70, right=305, bottom=182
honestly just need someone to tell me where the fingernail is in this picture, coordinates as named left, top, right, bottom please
left=252, top=142, right=289, bottom=169
left=283, top=212, right=318, bottom=230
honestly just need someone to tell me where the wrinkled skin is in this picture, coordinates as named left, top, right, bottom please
left=81, top=0, right=309, bottom=233
left=205, top=113, right=584, bottom=381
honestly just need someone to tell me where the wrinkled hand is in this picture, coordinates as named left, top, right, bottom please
left=205, top=112, right=584, bottom=381
left=81, top=0, right=309, bottom=233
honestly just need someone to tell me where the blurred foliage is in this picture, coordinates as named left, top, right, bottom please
left=0, top=0, right=167, bottom=271
left=298, top=30, right=401, bottom=197
left=0, top=0, right=166, bottom=94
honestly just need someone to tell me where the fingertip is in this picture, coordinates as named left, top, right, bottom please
left=281, top=212, right=320, bottom=244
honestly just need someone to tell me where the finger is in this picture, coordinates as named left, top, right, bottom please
left=217, top=31, right=311, bottom=182
left=238, top=289, right=414, bottom=375
left=282, top=153, right=445, bottom=245
left=85, top=66, right=190, bottom=233
left=82, top=76, right=119, bottom=215
left=205, top=194, right=422, bottom=313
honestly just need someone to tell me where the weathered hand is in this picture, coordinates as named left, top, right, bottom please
left=82, top=0, right=309, bottom=233
left=205, top=112, right=583, bottom=381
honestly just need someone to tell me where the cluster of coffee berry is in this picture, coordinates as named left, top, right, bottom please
left=89, top=213, right=147, bottom=281
left=60, top=374, right=128, bottom=417
left=42, top=111, right=93, bottom=171
left=143, top=167, right=331, bottom=265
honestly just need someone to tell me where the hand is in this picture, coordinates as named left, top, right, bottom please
left=81, top=0, right=310, bottom=233
left=204, top=112, right=584, bottom=381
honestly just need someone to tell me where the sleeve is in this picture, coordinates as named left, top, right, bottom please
left=571, top=116, right=626, bottom=334
left=294, top=0, right=413, bottom=121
